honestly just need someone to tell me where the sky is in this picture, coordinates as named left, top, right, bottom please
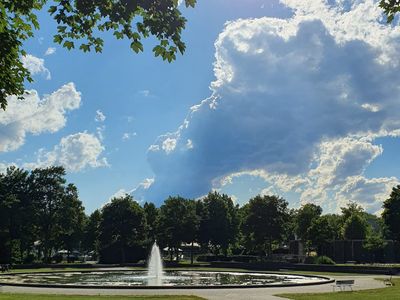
left=2, top=0, right=400, bottom=214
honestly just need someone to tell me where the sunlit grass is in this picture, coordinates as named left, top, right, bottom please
left=278, top=278, right=400, bottom=300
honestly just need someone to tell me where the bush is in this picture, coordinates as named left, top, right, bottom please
left=315, top=255, right=335, bottom=265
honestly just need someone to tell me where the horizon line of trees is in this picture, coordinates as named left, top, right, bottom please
left=1, top=165, right=400, bottom=264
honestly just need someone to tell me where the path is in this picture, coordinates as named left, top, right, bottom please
left=0, top=275, right=390, bottom=300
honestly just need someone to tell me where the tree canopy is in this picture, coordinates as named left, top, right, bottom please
left=1, top=164, right=400, bottom=264
left=382, top=185, right=400, bottom=241
left=0, top=0, right=196, bottom=110
left=380, top=0, right=400, bottom=22
left=242, top=195, right=289, bottom=256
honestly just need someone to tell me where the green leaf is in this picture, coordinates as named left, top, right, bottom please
left=48, top=6, right=57, bottom=15
left=53, top=34, right=63, bottom=44
left=63, top=41, right=75, bottom=50
left=185, top=0, right=197, bottom=8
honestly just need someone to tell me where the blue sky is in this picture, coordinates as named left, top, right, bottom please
left=1, top=0, right=400, bottom=214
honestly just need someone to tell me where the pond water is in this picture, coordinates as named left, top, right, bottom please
left=0, top=270, right=330, bottom=287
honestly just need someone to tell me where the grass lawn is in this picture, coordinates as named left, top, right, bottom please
left=278, top=278, right=400, bottom=300
left=0, top=295, right=204, bottom=300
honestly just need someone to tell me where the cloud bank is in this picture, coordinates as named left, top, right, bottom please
left=134, top=0, right=400, bottom=212
left=0, top=83, right=81, bottom=152
left=24, top=132, right=108, bottom=172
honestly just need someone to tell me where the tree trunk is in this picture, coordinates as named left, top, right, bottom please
left=120, top=244, right=126, bottom=264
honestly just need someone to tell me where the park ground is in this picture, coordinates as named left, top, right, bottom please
left=0, top=267, right=399, bottom=300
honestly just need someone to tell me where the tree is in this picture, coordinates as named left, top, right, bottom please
left=242, top=195, right=289, bottom=257
left=341, top=201, right=364, bottom=223
left=158, top=196, right=199, bottom=261
left=28, top=166, right=68, bottom=262
left=198, top=192, right=239, bottom=256
left=0, top=167, right=32, bottom=263
left=294, top=203, right=322, bottom=253
left=382, top=185, right=400, bottom=241
left=181, top=199, right=199, bottom=264
left=342, top=214, right=369, bottom=240
left=82, top=209, right=101, bottom=259
left=56, top=183, right=86, bottom=261
left=380, top=0, right=400, bottom=22
left=0, top=0, right=196, bottom=109
left=363, top=233, right=387, bottom=262
left=308, top=215, right=336, bottom=256
left=98, top=195, right=146, bottom=263
left=143, top=202, right=159, bottom=244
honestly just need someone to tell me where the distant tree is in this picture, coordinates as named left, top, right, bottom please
left=242, top=195, right=289, bottom=256
left=143, top=202, right=159, bottom=244
left=0, top=0, right=196, bottom=109
left=56, top=184, right=86, bottom=261
left=82, top=209, right=101, bottom=258
left=158, top=196, right=199, bottom=261
left=382, top=185, right=400, bottom=241
left=342, top=214, right=369, bottom=240
left=99, top=195, right=146, bottom=263
left=308, top=215, right=335, bottom=256
left=294, top=203, right=322, bottom=254
left=0, top=167, right=32, bottom=263
left=341, top=201, right=364, bottom=222
left=198, top=192, right=239, bottom=256
left=28, top=166, right=68, bottom=262
left=181, top=199, right=199, bottom=264
left=158, top=196, right=188, bottom=261
left=363, top=233, right=387, bottom=262
left=322, top=214, right=342, bottom=240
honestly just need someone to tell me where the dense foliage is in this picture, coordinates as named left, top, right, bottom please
left=0, top=0, right=196, bottom=109
left=0, top=166, right=399, bottom=264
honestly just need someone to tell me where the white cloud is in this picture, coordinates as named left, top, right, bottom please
left=122, top=132, right=137, bottom=141
left=0, top=83, right=81, bottom=152
left=138, top=90, right=151, bottom=97
left=133, top=0, right=400, bottom=211
left=335, top=176, right=398, bottom=214
left=95, top=110, right=106, bottom=122
left=162, top=138, right=177, bottom=154
left=24, top=132, right=108, bottom=172
left=96, top=125, right=105, bottom=141
left=186, top=139, right=194, bottom=149
left=109, top=189, right=129, bottom=200
left=21, top=54, right=51, bottom=79
left=44, top=47, right=56, bottom=56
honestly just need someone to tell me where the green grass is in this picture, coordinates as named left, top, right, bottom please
left=278, top=278, right=400, bottom=300
left=0, top=295, right=204, bottom=300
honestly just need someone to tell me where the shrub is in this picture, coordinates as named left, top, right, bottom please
left=315, top=255, right=335, bottom=265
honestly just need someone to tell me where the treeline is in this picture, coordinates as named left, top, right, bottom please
left=1, top=166, right=399, bottom=264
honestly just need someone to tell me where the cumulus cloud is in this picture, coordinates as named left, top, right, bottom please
left=45, top=47, right=56, bottom=56
left=0, top=83, right=81, bottom=152
left=21, top=54, right=51, bottom=79
left=24, top=132, right=108, bottom=172
left=134, top=0, right=400, bottom=212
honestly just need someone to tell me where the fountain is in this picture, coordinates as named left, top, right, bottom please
left=147, top=241, right=164, bottom=286
left=0, top=242, right=334, bottom=288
